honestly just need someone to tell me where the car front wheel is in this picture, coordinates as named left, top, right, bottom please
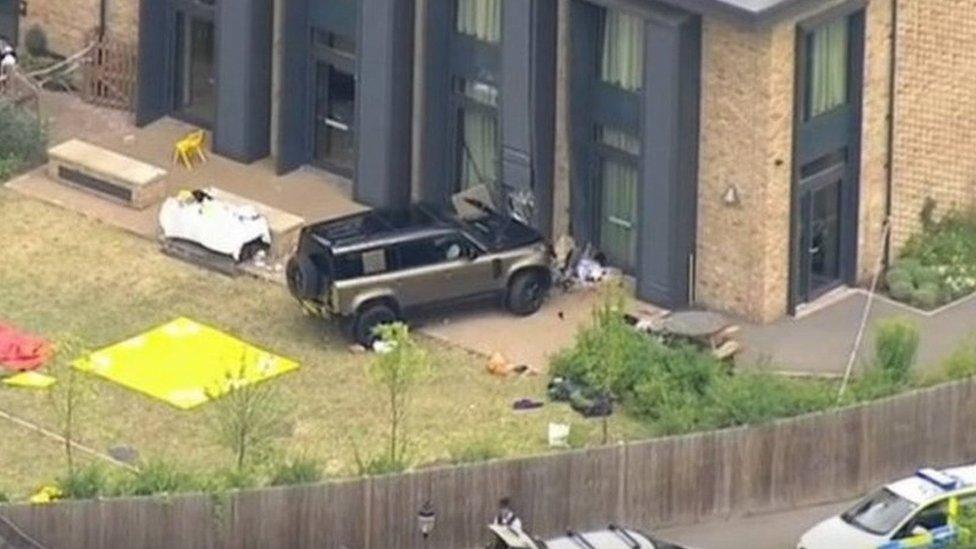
left=352, top=302, right=398, bottom=347
left=506, top=271, right=548, bottom=316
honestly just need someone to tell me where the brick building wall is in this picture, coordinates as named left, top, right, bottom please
left=890, top=0, right=976, bottom=250
left=695, top=0, right=894, bottom=322
left=19, top=0, right=137, bottom=55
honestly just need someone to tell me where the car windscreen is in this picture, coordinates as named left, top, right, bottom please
left=841, top=488, right=918, bottom=535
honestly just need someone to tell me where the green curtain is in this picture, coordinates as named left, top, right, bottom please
left=808, top=18, right=849, bottom=118
left=600, top=158, right=639, bottom=270
left=460, top=107, right=499, bottom=191
left=457, top=0, right=502, bottom=43
left=600, top=9, right=644, bottom=92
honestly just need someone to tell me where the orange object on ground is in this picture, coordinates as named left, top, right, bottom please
left=0, top=323, right=53, bottom=372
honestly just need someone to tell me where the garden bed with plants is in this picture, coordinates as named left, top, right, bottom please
left=551, top=288, right=976, bottom=438
left=0, top=98, right=46, bottom=182
left=885, top=205, right=976, bottom=311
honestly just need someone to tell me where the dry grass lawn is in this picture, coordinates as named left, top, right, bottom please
left=0, top=189, right=652, bottom=500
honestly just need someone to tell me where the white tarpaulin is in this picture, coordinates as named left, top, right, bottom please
left=159, top=189, right=271, bottom=261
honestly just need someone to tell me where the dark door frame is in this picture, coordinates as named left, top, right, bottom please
left=789, top=0, right=866, bottom=313
left=169, top=0, right=218, bottom=129
left=309, top=31, right=357, bottom=179
left=0, top=0, right=18, bottom=45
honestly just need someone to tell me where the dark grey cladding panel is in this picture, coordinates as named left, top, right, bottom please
left=212, top=0, right=273, bottom=163
left=276, top=0, right=310, bottom=174
left=135, top=0, right=168, bottom=127
left=353, top=0, right=415, bottom=208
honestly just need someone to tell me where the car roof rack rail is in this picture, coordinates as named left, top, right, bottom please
left=566, top=530, right=597, bottom=549
left=608, top=524, right=641, bottom=548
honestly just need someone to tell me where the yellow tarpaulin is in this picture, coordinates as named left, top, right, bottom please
left=74, top=317, right=299, bottom=410
left=2, top=371, right=57, bottom=389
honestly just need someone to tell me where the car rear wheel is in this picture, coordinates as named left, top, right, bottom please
left=352, top=302, right=398, bottom=347
left=506, top=271, right=548, bottom=316
left=286, top=255, right=321, bottom=300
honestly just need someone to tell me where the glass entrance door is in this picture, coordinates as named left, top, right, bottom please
left=313, top=62, right=355, bottom=176
left=174, top=12, right=216, bottom=127
left=598, top=157, right=639, bottom=272
left=799, top=172, right=843, bottom=301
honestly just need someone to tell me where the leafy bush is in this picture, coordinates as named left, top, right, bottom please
left=0, top=489, right=8, bottom=503
left=57, top=464, right=114, bottom=500
left=0, top=100, right=46, bottom=179
left=942, top=341, right=976, bottom=380
left=449, top=438, right=502, bottom=465
left=24, top=25, right=48, bottom=57
left=356, top=454, right=409, bottom=476
left=552, top=289, right=836, bottom=436
left=888, top=209, right=976, bottom=308
left=268, top=456, right=323, bottom=487
left=872, top=318, right=920, bottom=384
left=120, top=460, right=199, bottom=496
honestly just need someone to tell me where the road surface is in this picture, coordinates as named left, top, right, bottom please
left=657, top=500, right=854, bottom=549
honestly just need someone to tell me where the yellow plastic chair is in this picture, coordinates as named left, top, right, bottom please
left=172, top=130, right=208, bottom=170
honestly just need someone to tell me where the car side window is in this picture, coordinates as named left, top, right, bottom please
left=396, top=238, right=447, bottom=270
left=333, top=252, right=364, bottom=280
left=897, top=500, right=949, bottom=539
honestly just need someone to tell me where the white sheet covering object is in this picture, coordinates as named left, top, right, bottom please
left=159, top=189, right=271, bottom=261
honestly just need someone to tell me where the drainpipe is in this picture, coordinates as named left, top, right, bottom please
left=98, top=0, right=107, bottom=40
left=882, top=0, right=898, bottom=267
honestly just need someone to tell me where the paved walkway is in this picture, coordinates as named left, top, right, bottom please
left=738, top=289, right=976, bottom=376
left=8, top=91, right=364, bottom=240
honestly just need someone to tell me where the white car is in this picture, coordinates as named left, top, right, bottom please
left=488, top=523, right=689, bottom=548
left=798, top=466, right=976, bottom=549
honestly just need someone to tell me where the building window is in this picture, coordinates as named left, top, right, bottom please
left=600, top=9, right=644, bottom=92
left=599, top=158, right=639, bottom=271
left=456, top=0, right=502, bottom=43
left=597, top=125, right=641, bottom=156
left=806, top=17, right=849, bottom=119
left=456, top=78, right=500, bottom=191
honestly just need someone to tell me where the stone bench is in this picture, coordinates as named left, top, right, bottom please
left=204, top=187, right=306, bottom=262
left=47, top=139, right=168, bottom=209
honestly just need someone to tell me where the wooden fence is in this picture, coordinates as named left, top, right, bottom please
left=4, top=378, right=976, bottom=549
left=81, top=38, right=137, bottom=112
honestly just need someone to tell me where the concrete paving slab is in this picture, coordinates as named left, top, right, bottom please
left=417, top=287, right=664, bottom=373
left=738, top=290, right=976, bottom=375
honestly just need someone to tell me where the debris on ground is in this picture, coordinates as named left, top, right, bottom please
left=548, top=422, right=570, bottom=448
left=0, top=323, right=53, bottom=372
left=487, top=352, right=539, bottom=377
left=512, top=398, right=544, bottom=411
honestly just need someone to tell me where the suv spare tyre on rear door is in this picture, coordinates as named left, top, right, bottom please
left=506, top=270, right=548, bottom=316
left=287, top=255, right=322, bottom=301
left=352, top=301, right=398, bottom=347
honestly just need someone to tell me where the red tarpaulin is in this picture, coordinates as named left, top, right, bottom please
left=0, top=323, right=53, bottom=372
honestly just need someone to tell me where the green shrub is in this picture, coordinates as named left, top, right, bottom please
left=24, top=25, right=48, bottom=56
left=0, top=489, right=8, bottom=503
left=58, top=464, right=114, bottom=500
left=553, top=287, right=839, bottom=436
left=268, top=456, right=323, bottom=487
left=942, top=341, right=976, bottom=380
left=892, top=209, right=976, bottom=309
left=0, top=100, right=46, bottom=179
left=845, top=367, right=904, bottom=403
left=206, top=467, right=260, bottom=492
left=449, top=439, right=502, bottom=465
left=356, top=454, right=409, bottom=476
left=872, top=318, right=920, bottom=384
left=120, top=460, right=199, bottom=496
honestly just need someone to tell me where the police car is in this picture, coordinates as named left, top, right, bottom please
left=488, top=523, right=689, bottom=548
left=798, top=465, right=976, bottom=549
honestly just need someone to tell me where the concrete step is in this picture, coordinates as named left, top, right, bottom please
left=47, top=139, right=167, bottom=209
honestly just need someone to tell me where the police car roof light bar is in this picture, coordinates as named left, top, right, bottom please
left=916, top=468, right=960, bottom=490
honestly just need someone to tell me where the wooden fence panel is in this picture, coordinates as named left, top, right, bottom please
left=4, top=379, right=976, bottom=548
left=82, top=39, right=137, bottom=111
